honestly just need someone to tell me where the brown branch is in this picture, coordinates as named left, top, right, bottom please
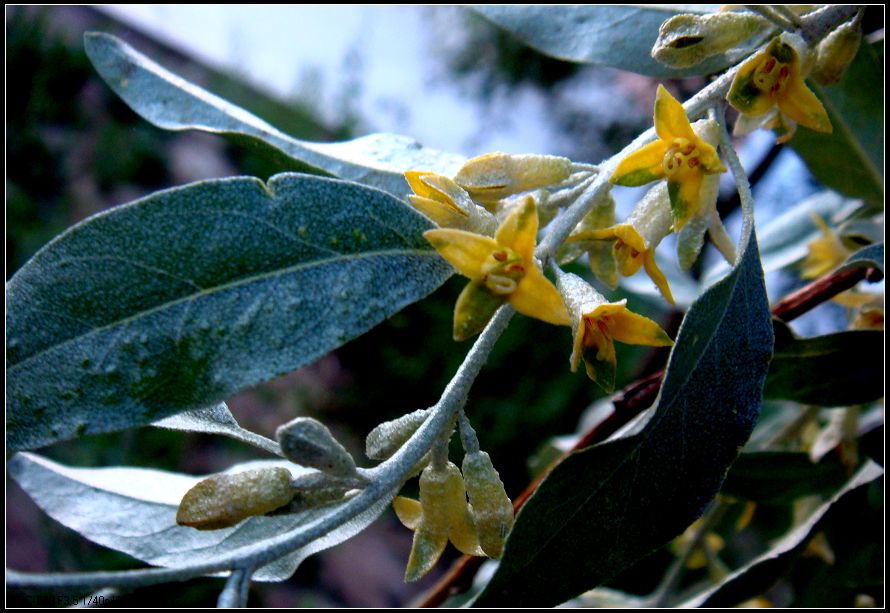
left=771, top=266, right=878, bottom=322
left=415, top=263, right=880, bottom=607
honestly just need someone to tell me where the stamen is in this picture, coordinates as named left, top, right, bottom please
left=485, top=274, right=517, bottom=295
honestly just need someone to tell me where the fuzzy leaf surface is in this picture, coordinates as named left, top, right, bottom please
left=7, top=173, right=451, bottom=450
left=7, top=453, right=385, bottom=582
left=473, top=5, right=769, bottom=77
left=84, top=32, right=464, bottom=197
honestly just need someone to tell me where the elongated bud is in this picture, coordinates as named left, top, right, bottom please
left=652, top=12, right=768, bottom=68
left=176, top=467, right=294, bottom=530
left=462, top=451, right=513, bottom=559
left=454, top=152, right=573, bottom=203
left=812, top=19, right=862, bottom=86
left=276, top=417, right=357, bottom=477
left=365, top=408, right=429, bottom=460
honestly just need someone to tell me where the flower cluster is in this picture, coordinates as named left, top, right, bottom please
left=387, top=13, right=855, bottom=584
left=393, top=454, right=513, bottom=581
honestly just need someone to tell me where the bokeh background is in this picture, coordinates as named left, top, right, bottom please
left=6, top=5, right=883, bottom=607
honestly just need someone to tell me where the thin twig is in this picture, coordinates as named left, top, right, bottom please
left=457, top=410, right=480, bottom=455
left=772, top=5, right=804, bottom=28
left=744, top=5, right=797, bottom=31
left=217, top=568, right=253, bottom=608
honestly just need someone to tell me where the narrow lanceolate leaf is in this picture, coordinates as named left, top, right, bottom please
left=472, top=6, right=772, bottom=77
left=152, top=404, right=281, bottom=456
left=765, top=322, right=884, bottom=406
left=7, top=453, right=386, bottom=582
left=475, top=203, right=772, bottom=606
left=83, top=32, right=464, bottom=197
left=681, top=461, right=883, bottom=608
left=6, top=173, right=452, bottom=451
left=721, top=451, right=849, bottom=504
left=789, top=43, right=884, bottom=206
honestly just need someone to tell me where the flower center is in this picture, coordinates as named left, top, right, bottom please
left=613, top=240, right=644, bottom=276
left=662, top=137, right=701, bottom=176
left=753, top=56, right=791, bottom=96
left=583, top=318, right=610, bottom=361
left=480, top=249, right=525, bottom=295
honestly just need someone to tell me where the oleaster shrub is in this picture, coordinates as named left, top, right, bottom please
left=7, top=5, right=884, bottom=608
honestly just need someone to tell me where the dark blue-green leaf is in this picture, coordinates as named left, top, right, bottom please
left=764, top=321, right=884, bottom=406
left=474, top=209, right=773, bottom=606
left=83, top=32, right=464, bottom=197
left=6, top=173, right=452, bottom=451
left=681, top=461, right=883, bottom=607
left=472, top=5, right=771, bottom=77
left=721, top=451, right=849, bottom=504
left=789, top=43, right=884, bottom=206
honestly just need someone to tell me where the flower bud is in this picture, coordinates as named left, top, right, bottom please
left=652, top=12, right=769, bottom=69
left=276, top=417, right=357, bottom=478
left=365, top=409, right=429, bottom=461
left=462, top=451, right=513, bottom=559
left=454, top=152, right=573, bottom=203
left=396, top=462, right=482, bottom=582
left=811, top=19, right=862, bottom=86
left=176, top=467, right=294, bottom=530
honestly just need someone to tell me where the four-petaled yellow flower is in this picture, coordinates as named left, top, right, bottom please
left=393, top=462, right=482, bottom=582
left=567, top=183, right=676, bottom=304
left=728, top=33, right=832, bottom=143
left=558, top=271, right=674, bottom=392
left=610, top=84, right=726, bottom=231
left=425, top=196, right=570, bottom=340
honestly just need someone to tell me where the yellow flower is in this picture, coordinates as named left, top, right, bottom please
left=610, top=84, right=726, bottom=231
left=393, top=462, right=482, bottom=582
left=405, top=171, right=497, bottom=235
left=567, top=183, right=676, bottom=305
left=557, top=271, right=673, bottom=392
left=424, top=196, right=570, bottom=340
left=800, top=214, right=850, bottom=279
left=728, top=33, right=832, bottom=142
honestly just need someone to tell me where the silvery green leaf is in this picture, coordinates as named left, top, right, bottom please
left=7, top=453, right=387, bottom=582
left=7, top=173, right=452, bottom=450
left=473, top=5, right=768, bottom=77
left=152, top=404, right=281, bottom=456
left=83, top=32, right=464, bottom=197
